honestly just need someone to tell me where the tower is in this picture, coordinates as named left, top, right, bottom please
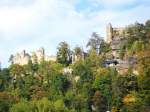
left=34, top=47, right=45, bottom=63
left=106, top=23, right=113, bottom=43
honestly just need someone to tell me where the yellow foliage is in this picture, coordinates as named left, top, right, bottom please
left=97, top=67, right=109, bottom=76
left=137, top=50, right=150, bottom=59
left=123, top=94, right=136, bottom=105
left=136, top=48, right=150, bottom=76
left=111, top=107, right=119, bottom=112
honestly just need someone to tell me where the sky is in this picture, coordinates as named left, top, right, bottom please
left=0, top=0, right=150, bottom=67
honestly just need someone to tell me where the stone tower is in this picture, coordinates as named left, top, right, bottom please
left=34, top=47, right=45, bottom=62
left=106, top=23, right=113, bottom=43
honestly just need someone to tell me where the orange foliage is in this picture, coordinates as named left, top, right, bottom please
left=29, top=85, right=47, bottom=100
left=97, top=67, right=109, bottom=76
left=136, top=50, right=150, bottom=59
left=123, top=94, right=136, bottom=105
left=111, top=107, right=119, bottom=112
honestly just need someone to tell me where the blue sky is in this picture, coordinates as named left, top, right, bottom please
left=0, top=0, right=150, bottom=67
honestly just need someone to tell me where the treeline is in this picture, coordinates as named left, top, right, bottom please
left=0, top=20, right=150, bottom=112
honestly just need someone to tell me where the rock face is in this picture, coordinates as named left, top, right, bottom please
left=10, top=48, right=56, bottom=65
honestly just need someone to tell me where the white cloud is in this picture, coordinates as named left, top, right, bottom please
left=0, top=0, right=92, bottom=67
left=93, top=0, right=137, bottom=8
left=0, top=0, right=150, bottom=67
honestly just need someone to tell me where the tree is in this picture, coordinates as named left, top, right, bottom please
left=54, top=99, right=66, bottom=111
left=8, top=55, right=14, bottom=64
left=85, top=49, right=105, bottom=70
left=92, top=67, right=112, bottom=110
left=10, top=99, right=33, bottom=112
left=33, top=97, right=54, bottom=112
left=50, top=73, right=69, bottom=95
left=9, top=64, right=25, bottom=89
left=29, top=85, right=47, bottom=100
left=0, top=92, right=15, bottom=112
left=92, top=91, right=107, bottom=112
left=136, top=45, right=150, bottom=111
left=73, top=60, right=92, bottom=83
left=57, top=41, right=71, bottom=66
left=87, top=32, right=104, bottom=55
left=9, top=64, right=25, bottom=78
left=0, top=68, right=11, bottom=91
left=74, top=94, right=90, bottom=112
left=73, top=46, right=83, bottom=62
left=123, top=22, right=146, bottom=51
left=74, top=46, right=82, bottom=56
left=145, top=20, right=150, bottom=38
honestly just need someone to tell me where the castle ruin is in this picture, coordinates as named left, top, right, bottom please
left=10, top=50, right=31, bottom=65
left=106, top=23, right=126, bottom=58
left=106, top=23, right=125, bottom=43
left=10, top=48, right=56, bottom=65
left=9, top=24, right=127, bottom=66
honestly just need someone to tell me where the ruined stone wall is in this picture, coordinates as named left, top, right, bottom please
left=11, top=48, right=56, bottom=65
left=106, top=23, right=126, bottom=58
left=106, top=23, right=125, bottom=43
left=31, top=47, right=45, bottom=63
left=12, top=50, right=31, bottom=65
left=106, top=23, right=113, bottom=43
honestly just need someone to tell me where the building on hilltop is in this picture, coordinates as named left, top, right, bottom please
left=31, top=47, right=45, bottom=63
left=9, top=48, right=56, bottom=65
left=106, top=23, right=125, bottom=43
left=106, top=23, right=138, bottom=74
left=106, top=23, right=127, bottom=59
left=45, top=55, right=57, bottom=62
left=34, top=47, right=45, bottom=62
left=10, top=50, right=31, bottom=65
left=71, top=51, right=87, bottom=63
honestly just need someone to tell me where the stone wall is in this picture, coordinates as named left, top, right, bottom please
left=106, top=23, right=126, bottom=58
left=106, top=23, right=125, bottom=43
left=10, top=48, right=56, bottom=65
left=12, top=50, right=30, bottom=65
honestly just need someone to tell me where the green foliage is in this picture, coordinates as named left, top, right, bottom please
left=87, top=32, right=107, bottom=55
left=74, top=46, right=82, bottom=56
left=0, top=92, right=15, bottom=112
left=33, top=97, right=54, bottom=112
left=92, top=67, right=112, bottom=110
left=57, top=42, right=71, bottom=66
left=54, top=99, right=66, bottom=111
left=0, top=20, right=150, bottom=112
left=85, top=49, right=104, bottom=68
left=0, top=68, right=10, bottom=91
left=92, top=91, right=107, bottom=112
left=10, top=99, right=33, bottom=112
left=50, top=73, right=69, bottom=95
left=9, top=64, right=25, bottom=77
left=73, top=60, right=92, bottom=83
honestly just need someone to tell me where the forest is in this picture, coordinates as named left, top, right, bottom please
left=0, top=20, right=150, bottom=112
